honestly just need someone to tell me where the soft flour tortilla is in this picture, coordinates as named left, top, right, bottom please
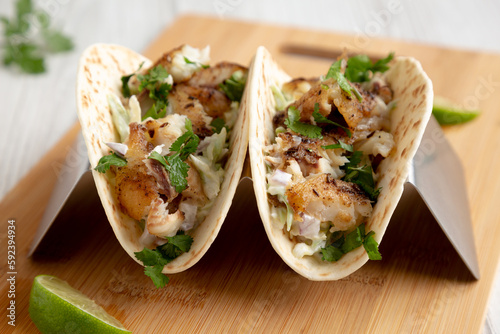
left=76, top=44, right=249, bottom=273
left=248, top=46, right=433, bottom=280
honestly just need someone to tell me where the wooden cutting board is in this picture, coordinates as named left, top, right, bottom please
left=2, top=15, right=500, bottom=334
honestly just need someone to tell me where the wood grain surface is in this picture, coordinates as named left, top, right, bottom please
left=1, top=15, right=500, bottom=333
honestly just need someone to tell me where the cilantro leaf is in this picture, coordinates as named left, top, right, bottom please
left=34, top=10, right=49, bottom=29
left=148, top=151, right=190, bottom=193
left=371, top=53, right=394, bottom=73
left=148, top=151, right=168, bottom=170
left=345, top=53, right=394, bottom=83
left=144, top=265, right=170, bottom=288
left=219, top=70, right=246, bottom=102
left=341, top=151, right=381, bottom=201
left=321, top=245, right=343, bottom=262
left=285, top=106, right=323, bottom=139
left=345, top=55, right=372, bottom=82
left=148, top=120, right=200, bottom=193
left=363, top=232, right=382, bottom=260
left=134, top=247, right=169, bottom=267
left=94, top=152, right=127, bottom=173
left=312, top=103, right=352, bottom=137
left=14, top=0, right=31, bottom=33
left=165, top=154, right=190, bottom=193
left=344, top=55, right=372, bottom=83
left=343, top=151, right=363, bottom=169
left=325, top=60, right=363, bottom=102
left=1, top=0, right=73, bottom=74
left=142, top=100, right=167, bottom=121
left=344, top=164, right=380, bottom=201
left=137, top=65, right=170, bottom=92
left=134, top=233, right=193, bottom=288
left=321, top=224, right=381, bottom=262
left=322, top=140, right=353, bottom=152
left=166, top=234, right=194, bottom=252
left=158, top=242, right=183, bottom=260
left=121, top=75, right=133, bottom=98
left=210, top=117, right=227, bottom=134
left=121, top=62, right=145, bottom=98
left=136, top=65, right=172, bottom=120
left=341, top=227, right=363, bottom=253
left=159, top=234, right=194, bottom=259
left=169, top=119, right=200, bottom=160
left=330, top=232, right=345, bottom=249
left=149, top=81, right=171, bottom=102
left=3, top=42, right=45, bottom=73
left=42, top=29, right=73, bottom=53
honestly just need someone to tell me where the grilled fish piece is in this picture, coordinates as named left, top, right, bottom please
left=285, top=174, right=372, bottom=232
left=188, top=61, right=247, bottom=88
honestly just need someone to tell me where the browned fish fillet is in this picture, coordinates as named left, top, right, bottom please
left=188, top=61, right=247, bottom=88
left=285, top=174, right=372, bottom=231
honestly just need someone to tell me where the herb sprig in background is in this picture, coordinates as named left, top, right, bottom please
left=1, top=0, right=73, bottom=74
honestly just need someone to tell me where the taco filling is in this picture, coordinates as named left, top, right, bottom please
left=264, top=53, right=395, bottom=262
left=93, top=45, right=247, bottom=284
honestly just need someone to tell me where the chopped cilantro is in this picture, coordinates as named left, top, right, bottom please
left=210, top=117, right=228, bottom=134
left=169, top=119, right=200, bottom=160
left=321, top=232, right=345, bottom=261
left=219, top=70, right=246, bottom=102
left=341, top=151, right=381, bottom=201
left=285, top=106, right=323, bottom=139
left=94, top=152, right=127, bottom=173
left=144, top=266, right=170, bottom=288
left=42, top=29, right=73, bottom=53
left=344, top=164, right=380, bottom=201
left=371, top=53, right=394, bottom=72
left=142, top=101, right=167, bottom=120
left=344, top=55, right=372, bottom=83
left=134, top=247, right=169, bottom=267
left=345, top=53, right=394, bottom=83
left=312, top=103, right=352, bottom=137
left=137, top=65, right=169, bottom=91
left=341, top=227, right=363, bottom=253
left=321, top=223, right=381, bottom=262
left=1, top=0, right=73, bottom=74
left=363, top=231, right=382, bottom=260
left=134, top=233, right=194, bottom=288
left=121, top=62, right=144, bottom=97
left=136, top=65, right=173, bottom=120
left=165, top=154, right=190, bottom=192
left=321, top=140, right=353, bottom=152
left=148, top=79, right=172, bottom=102
left=148, top=119, right=200, bottom=193
left=325, top=60, right=362, bottom=102
left=184, top=56, right=209, bottom=69
left=149, top=151, right=189, bottom=193
left=161, top=234, right=194, bottom=256
left=321, top=245, right=344, bottom=262
left=343, top=150, right=363, bottom=168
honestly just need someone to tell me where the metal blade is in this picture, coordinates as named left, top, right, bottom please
left=408, top=116, right=480, bottom=279
left=28, top=133, right=93, bottom=256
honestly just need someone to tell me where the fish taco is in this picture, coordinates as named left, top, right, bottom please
left=76, top=44, right=249, bottom=286
left=248, top=46, right=433, bottom=280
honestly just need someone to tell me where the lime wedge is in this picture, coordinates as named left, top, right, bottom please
left=29, top=275, right=130, bottom=334
left=432, top=96, right=480, bottom=125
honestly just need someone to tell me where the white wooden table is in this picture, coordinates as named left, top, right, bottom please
left=1, top=1, right=499, bottom=332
